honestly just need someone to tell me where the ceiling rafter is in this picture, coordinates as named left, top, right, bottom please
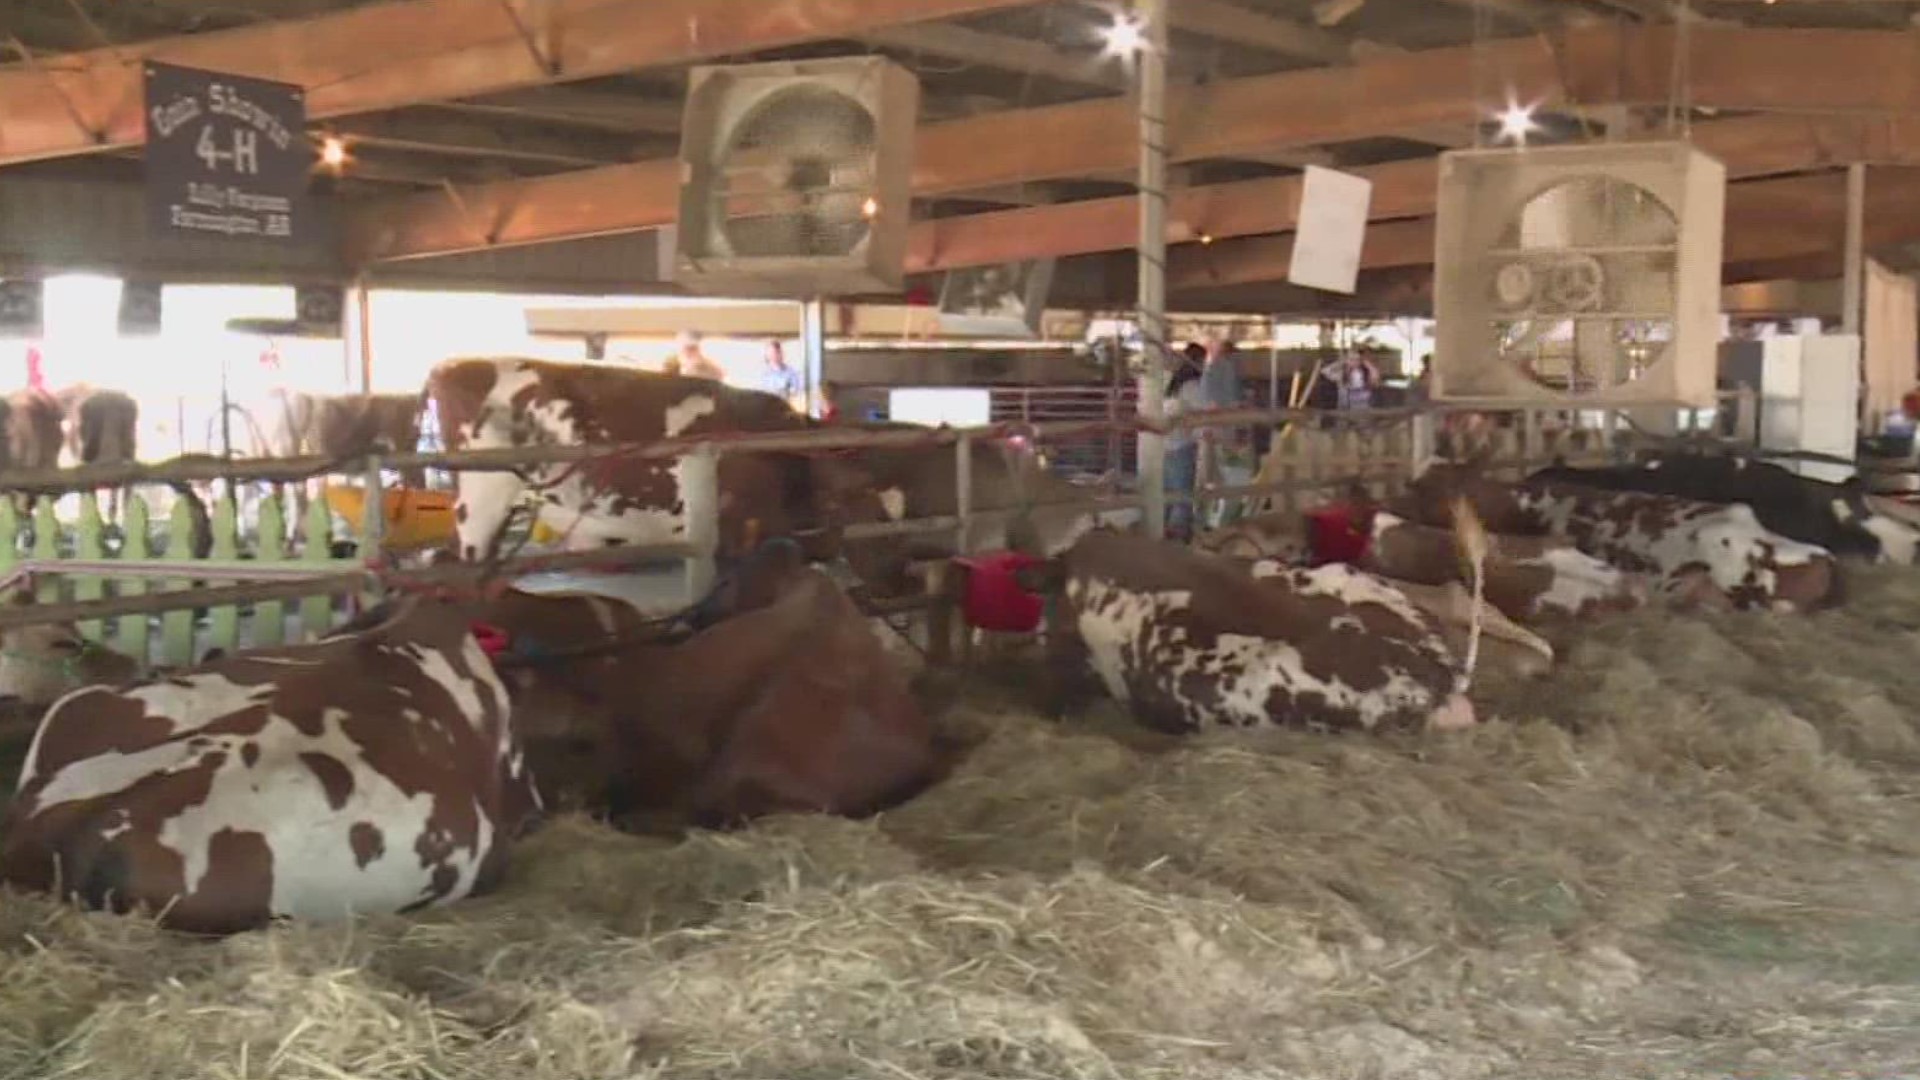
left=344, top=28, right=1573, bottom=262
left=343, top=25, right=1920, bottom=267
left=1166, top=0, right=1360, bottom=64
left=1161, top=168, right=1920, bottom=290
left=906, top=114, right=1920, bottom=274
left=0, top=0, right=1047, bottom=165
left=862, top=21, right=1128, bottom=92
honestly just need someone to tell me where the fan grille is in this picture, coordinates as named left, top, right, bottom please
left=712, top=84, right=879, bottom=258
left=1485, top=175, right=1679, bottom=398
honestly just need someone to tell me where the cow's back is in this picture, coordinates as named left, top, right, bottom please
left=1, top=599, right=538, bottom=934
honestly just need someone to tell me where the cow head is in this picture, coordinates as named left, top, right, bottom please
left=0, top=594, right=141, bottom=707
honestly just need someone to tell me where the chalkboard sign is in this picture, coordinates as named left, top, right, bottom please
left=119, top=279, right=165, bottom=336
left=143, top=62, right=313, bottom=244
left=0, top=280, right=44, bottom=337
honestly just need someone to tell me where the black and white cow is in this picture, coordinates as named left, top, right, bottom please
left=1529, top=452, right=1918, bottom=565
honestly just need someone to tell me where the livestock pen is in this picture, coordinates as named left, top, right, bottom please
left=0, top=396, right=1918, bottom=1079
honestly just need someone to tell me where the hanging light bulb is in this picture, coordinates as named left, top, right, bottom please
left=1496, top=101, right=1537, bottom=144
left=1102, top=13, right=1146, bottom=58
left=319, top=135, right=348, bottom=169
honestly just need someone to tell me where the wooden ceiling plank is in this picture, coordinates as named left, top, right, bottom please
left=1166, top=0, right=1355, bottom=64
left=863, top=22, right=1128, bottom=92
left=345, top=31, right=1567, bottom=262
left=1162, top=170, right=1920, bottom=290
left=432, top=87, right=685, bottom=133
left=0, top=0, right=1046, bottom=165
left=344, top=24, right=1920, bottom=265
left=912, top=113, right=1920, bottom=272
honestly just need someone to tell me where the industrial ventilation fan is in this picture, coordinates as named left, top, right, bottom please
left=672, top=56, right=920, bottom=297
left=1431, top=141, right=1727, bottom=406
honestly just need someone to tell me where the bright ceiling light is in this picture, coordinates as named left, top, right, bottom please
left=1102, top=13, right=1146, bottom=57
left=320, top=136, right=347, bottom=168
left=1496, top=101, right=1537, bottom=143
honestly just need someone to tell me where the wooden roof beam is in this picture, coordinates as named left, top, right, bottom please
left=430, top=87, right=685, bottom=134
left=902, top=114, right=1920, bottom=274
left=1166, top=0, right=1361, bottom=64
left=0, top=0, right=1046, bottom=165
left=863, top=22, right=1128, bottom=92
left=1161, top=171, right=1920, bottom=291
left=343, top=25, right=1920, bottom=265
left=346, top=30, right=1568, bottom=262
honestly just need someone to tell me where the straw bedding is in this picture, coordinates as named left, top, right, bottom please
left=5, top=569, right=1920, bottom=1078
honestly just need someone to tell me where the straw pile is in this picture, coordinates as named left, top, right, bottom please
left=6, top=567, right=1920, bottom=1079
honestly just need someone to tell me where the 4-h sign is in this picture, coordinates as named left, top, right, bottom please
left=144, top=62, right=314, bottom=245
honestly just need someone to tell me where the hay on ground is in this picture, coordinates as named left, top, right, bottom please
left=5, top=569, right=1920, bottom=1078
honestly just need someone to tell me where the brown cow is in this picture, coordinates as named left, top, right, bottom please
left=491, top=542, right=940, bottom=829
left=53, top=385, right=138, bottom=518
left=1, top=597, right=540, bottom=935
left=262, top=389, right=427, bottom=519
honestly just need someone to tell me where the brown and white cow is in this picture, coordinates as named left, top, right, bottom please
left=427, top=358, right=831, bottom=564
left=1030, top=530, right=1478, bottom=735
left=1363, top=510, right=1650, bottom=622
left=0, top=597, right=142, bottom=708
left=1396, top=463, right=1839, bottom=612
left=0, top=596, right=539, bottom=935
left=425, top=358, right=1132, bottom=591
left=487, top=542, right=942, bottom=828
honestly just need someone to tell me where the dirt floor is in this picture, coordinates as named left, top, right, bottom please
left=4, top=568, right=1920, bottom=1079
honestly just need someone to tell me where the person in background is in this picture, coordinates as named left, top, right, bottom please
left=1196, top=335, right=1250, bottom=528
left=1320, top=351, right=1381, bottom=411
left=1410, top=356, right=1433, bottom=406
left=669, top=330, right=726, bottom=382
left=758, top=339, right=802, bottom=407
left=1161, top=349, right=1211, bottom=541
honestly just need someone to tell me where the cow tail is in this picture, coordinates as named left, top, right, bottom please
left=1448, top=496, right=1491, bottom=694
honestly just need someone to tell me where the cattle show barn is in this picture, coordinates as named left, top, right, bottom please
left=12, top=2, right=1920, bottom=1078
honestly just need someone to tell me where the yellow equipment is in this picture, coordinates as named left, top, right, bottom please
left=322, top=485, right=457, bottom=552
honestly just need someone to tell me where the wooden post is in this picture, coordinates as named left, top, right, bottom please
left=361, top=453, right=386, bottom=603
left=1844, top=163, right=1866, bottom=337
left=955, top=432, right=974, bottom=554
left=682, top=443, right=719, bottom=601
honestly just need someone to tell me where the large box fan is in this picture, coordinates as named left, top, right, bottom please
left=673, top=56, right=920, bottom=298
left=1431, top=141, right=1727, bottom=407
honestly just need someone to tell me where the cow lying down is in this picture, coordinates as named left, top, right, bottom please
left=491, top=543, right=942, bottom=829
left=1397, top=464, right=1841, bottom=613
left=2, top=548, right=942, bottom=933
left=1025, top=529, right=1487, bottom=735
left=2, top=598, right=540, bottom=935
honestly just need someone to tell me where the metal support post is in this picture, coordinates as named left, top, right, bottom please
left=1134, top=0, right=1170, bottom=540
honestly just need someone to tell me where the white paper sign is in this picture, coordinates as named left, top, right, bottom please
left=1288, top=165, right=1373, bottom=295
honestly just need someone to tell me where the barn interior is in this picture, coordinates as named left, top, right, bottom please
left=5, top=1, right=1920, bottom=1078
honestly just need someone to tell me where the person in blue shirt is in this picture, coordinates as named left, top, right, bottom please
left=758, top=340, right=802, bottom=407
left=1162, top=346, right=1211, bottom=540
